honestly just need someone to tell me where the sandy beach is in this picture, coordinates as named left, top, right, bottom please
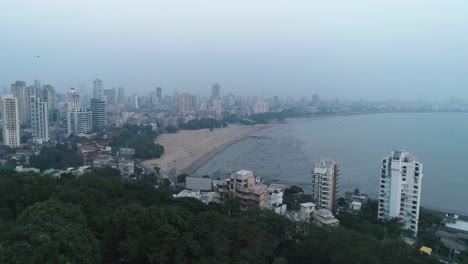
left=142, top=124, right=271, bottom=178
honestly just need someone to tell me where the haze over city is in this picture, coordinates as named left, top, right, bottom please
left=3, top=0, right=468, bottom=101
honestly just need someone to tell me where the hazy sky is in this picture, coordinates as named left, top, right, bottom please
left=2, top=0, right=468, bottom=101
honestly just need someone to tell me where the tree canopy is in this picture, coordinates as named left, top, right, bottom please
left=0, top=169, right=444, bottom=264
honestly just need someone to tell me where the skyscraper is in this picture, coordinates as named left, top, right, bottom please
left=30, top=96, right=49, bottom=143
left=210, top=83, right=220, bottom=102
left=104, top=88, right=116, bottom=106
left=311, top=160, right=339, bottom=214
left=1, top=95, right=21, bottom=148
left=10, top=81, right=31, bottom=126
left=178, top=93, right=193, bottom=113
left=67, top=108, right=92, bottom=136
left=378, top=150, right=423, bottom=235
left=117, top=87, right=125, bottom=106
left=92, top=79, right=104, bottom=100
left=67, top=88, right=81, bottom=112
left=91, top=99, right=107, bottom=131
left=41, top=85, right=56, bottom=110
left=156, top=87, right=162, bottom=102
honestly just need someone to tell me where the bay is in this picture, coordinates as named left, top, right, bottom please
left=194, top=113, right=468, bottom=215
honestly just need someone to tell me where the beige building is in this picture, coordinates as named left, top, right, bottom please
left=216, top=170, right=267, bottom=209
left=311, top=159, right=340, bottom=214
left=178, top=93, right=193, bottom=114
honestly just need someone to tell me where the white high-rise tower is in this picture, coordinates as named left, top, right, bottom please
left=30, top=96, right=49, bottom=143
left=1, top=95, right=21, bottom=148
left=67, top=88, right=81, bottom=111
left=378, top=150, right=423, bottom=235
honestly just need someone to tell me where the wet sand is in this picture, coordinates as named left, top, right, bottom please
left=142, top=124, right=271, bottom=178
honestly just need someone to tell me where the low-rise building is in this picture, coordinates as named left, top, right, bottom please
left=299, top=202, right=316, bottom=222
left=186, top=176, right=213, bottom=191
left=441, top=214, right=468, bottom=246
left=312, top=209, right=340, bottom=227
left=15, top=166, right=40, bottom=173
left=173, top=190, right=219, bottom=204
left=267, top=183, right=287, bottom=215
left=215, top=170, right=267, bottom=209
left=118, top=158, right=135, bottom=178
left=350, top=201, right=362, bottom=211
left=92, top=154, right=135, bottom=178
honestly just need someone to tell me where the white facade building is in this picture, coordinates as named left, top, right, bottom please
left=67, top=87, right=81, bottom=112
left=311, top=160, right=339, bottom=214
left=266, top=184, right=287, bottom=215
left=30, top=96, right=49, bottom=143
left=378, top=150, right=423, bottom=235
left=67, top=108, right=93, bottom=136
left=299, top=202, right=316, bottom=222
left=1, top=95, right=21, bottom=148
left=312, top=209, right=340, bottom=227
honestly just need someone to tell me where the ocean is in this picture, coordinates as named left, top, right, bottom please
left=194, top=112, right=468, bottom=215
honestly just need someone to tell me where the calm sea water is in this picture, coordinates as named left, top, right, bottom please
left=194, top=113, right=468, bottom=215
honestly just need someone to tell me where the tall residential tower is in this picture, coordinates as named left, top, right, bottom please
left=1, top=95, right=21, bottom=148
left=311, top=160, right=339, bottom=214
left=10, top=81, right=31, bottom=126
left=378, top=150, right=423, bottom=235
left=91, top=99, right=107, bottom=131
left=92, top=79, right=104, bottom=100
left=30, top=96, right=50, bottom=143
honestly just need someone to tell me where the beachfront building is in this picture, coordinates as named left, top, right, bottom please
left=378, top=150, right=423, bottom=235
left=311, top=160, right=340, bottom=214
left=267, top=184, right=287, bottom=215
left=174, top=176, right=219, bottom=204
left=215, top=170, right=267, bottom=209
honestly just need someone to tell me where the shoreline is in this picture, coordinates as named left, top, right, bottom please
left=144, top=111, right=468, bottom=180
left=141, top=124, right=273, bottom=179
left=181, top=124, right=272, bottom=175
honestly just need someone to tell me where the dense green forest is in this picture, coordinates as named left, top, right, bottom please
left=178, top=118, right=227, bottom=130
left=110, top=125, right=164, bottom=159
left=0, top=169, right=455, bottom=264
left=29, top=144, right=84, bottom=171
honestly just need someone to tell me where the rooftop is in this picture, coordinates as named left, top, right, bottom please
left=314, top=159, right=336, bottom=168
left=236, top=170, right=253, bottom=176
left=300, top=202, right=316, bottom=208
left=268, top=183, right=287, bottom=190
left=446, top=220, right=468, bottom=232
left=392, top=150, right=417, bottom=163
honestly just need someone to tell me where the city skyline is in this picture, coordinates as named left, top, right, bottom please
left=3, top=1, right=468, bottom=101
